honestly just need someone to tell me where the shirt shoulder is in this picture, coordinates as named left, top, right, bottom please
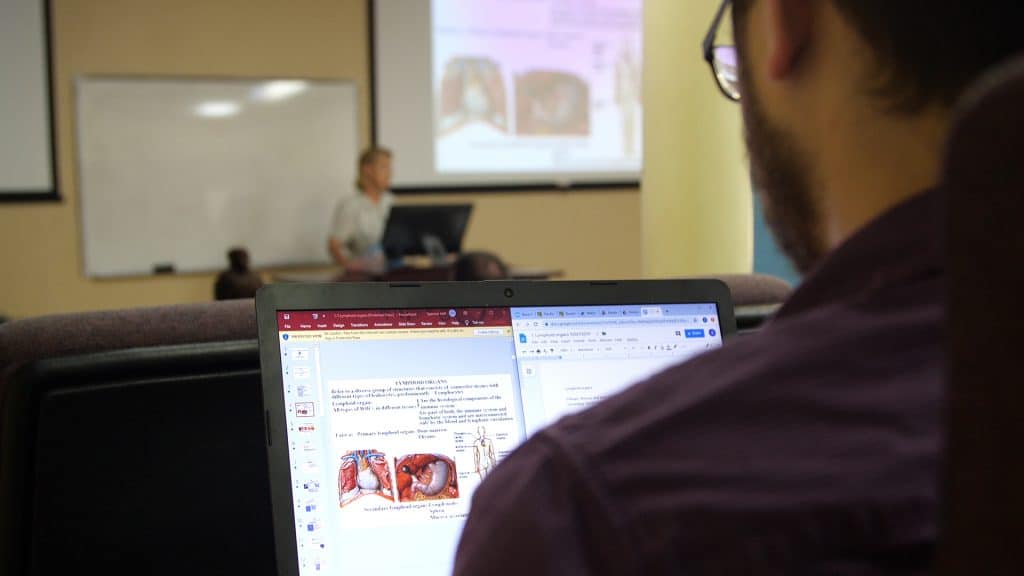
left=337, top=191, right=369, bottom=212
left=454, top=431, right=637, bottom=576
left=545, top=294, right=943, bottom=572
left=331, top=193, right=368, bottom=234
left=459, top=287, right=944, bottom=574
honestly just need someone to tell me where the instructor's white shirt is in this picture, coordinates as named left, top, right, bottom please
left=329, top=190, right=394, bottom=259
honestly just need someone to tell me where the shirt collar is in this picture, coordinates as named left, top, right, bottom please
left=775, top=189, right=943, bottom=319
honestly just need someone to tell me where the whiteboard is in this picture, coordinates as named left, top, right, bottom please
left=76, top=77, right=359, bottom=277
left=0, top=0, right=54, bottom=197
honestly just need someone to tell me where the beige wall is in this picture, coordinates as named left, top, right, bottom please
left=0, top=0, right=641, bottom=319
left=642, top=0, right=753, bottom=277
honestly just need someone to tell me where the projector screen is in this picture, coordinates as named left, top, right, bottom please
left=0, top=0, right=56, bottom=200
left=373, top=0, right=643, bottom=190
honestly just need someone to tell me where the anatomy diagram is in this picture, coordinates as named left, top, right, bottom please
left=472, top=426, right=497, bottom=479
left=338, top=450, right=394, bottom=508
left=394, top=453, right=460, bottom=502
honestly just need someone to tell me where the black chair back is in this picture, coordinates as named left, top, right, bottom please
left=1, top=341, right=275, bottom=575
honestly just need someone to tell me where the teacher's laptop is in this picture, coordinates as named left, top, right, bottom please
left=381, top=204, right=473, bottom=260
left=256, top=280, right=734, bottom=576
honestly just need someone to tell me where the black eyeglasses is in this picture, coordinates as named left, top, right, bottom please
left=703, top=0, right=741, bottom=102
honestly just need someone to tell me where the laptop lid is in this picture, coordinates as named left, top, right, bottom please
left=256, top=280, right=734, bottom=576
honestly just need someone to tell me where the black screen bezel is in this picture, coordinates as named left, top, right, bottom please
left=256, top=279, right=734, bottom=576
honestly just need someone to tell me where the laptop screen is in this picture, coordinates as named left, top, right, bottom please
left=275, top=303, right=722, bottom=575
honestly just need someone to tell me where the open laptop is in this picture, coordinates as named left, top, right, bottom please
left=256, top=280, right=734, bottom=576
left=381, top=204, right=473, bottom=262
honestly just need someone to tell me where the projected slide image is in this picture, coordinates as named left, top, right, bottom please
left=614, top=41, right=642, bottom=158
left=337, top=450, right=395, bottom=508
left=438, top=57, right=509, bottom=137
left=395, top=453, right=460, bottom=502
left=431, top=0, right=643, bottom=175
left=515, top=71, right=590, bottom=136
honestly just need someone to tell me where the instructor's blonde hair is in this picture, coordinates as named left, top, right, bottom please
left=356, top=146, right=392, bottom=190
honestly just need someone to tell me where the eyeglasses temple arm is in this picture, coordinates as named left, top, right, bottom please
left=703, top=0, right=732, bottom=63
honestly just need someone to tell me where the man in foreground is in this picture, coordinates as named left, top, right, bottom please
left=455, top=0, right=1018, bottom=573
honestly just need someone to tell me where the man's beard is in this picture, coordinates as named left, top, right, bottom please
left=739, top=61, right=827, bottom=275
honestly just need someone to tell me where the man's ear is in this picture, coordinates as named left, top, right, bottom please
left=765, top=0, right=814, bottom=80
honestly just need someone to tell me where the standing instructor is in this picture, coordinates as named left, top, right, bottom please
left=327, top=147, right=395, bottom=273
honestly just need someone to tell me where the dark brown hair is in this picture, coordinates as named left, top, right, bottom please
left=734, top=1, right=1021, bottom=112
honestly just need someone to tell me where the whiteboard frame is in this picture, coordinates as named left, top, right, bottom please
left=0, top=0, right=60, bottom=202
left=74, top=75, right=361, bottom=278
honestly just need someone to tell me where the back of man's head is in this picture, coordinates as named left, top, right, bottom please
left=734, top=1, right=1018, bottom=112
left=228, top=248, right=250, bottom=274
left=727, top=0, right=1021, bottom=274
left=454, top=252, right=508, bottom=281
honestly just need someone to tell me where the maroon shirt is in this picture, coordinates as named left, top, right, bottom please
left=455, top=191, right=944, bottom=575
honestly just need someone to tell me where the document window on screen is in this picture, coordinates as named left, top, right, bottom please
left=275, top=303, right=722, bottom=575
